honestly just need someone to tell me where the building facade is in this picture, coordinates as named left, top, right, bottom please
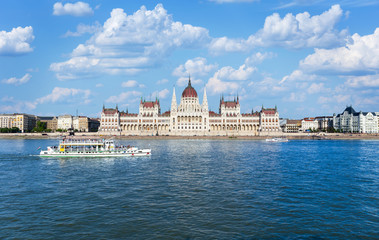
left=0, top=114, right=37, bottom=132
left=315, top=116, right=333, bottom=131
left=99, top=79, right=280, bottom=136
left=57, top=115, right=73, bottom=130
left=282, top=119, right=302, bottom=133
left=39, top=116, right=58, bottom=131
left=73, top=116, right=90, bottom=132
left=301, top=117, right=318, bottom=131
left=0, top=114, right=14, bottom=129
left=333, top=106, right=378, bottom=133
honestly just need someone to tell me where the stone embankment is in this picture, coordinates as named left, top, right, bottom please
left=0, top=132, right=378, bottom=140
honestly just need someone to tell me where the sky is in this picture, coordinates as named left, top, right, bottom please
left=0, top=0, right=378, bottom=118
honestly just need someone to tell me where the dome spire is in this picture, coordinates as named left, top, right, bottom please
left=181, top=75, right=198, bottom=98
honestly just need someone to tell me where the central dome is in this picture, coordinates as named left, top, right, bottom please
left=182, top=78, right=198, bottom=98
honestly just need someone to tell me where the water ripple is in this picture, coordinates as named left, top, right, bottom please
left=0, top=139, right=378, bottom=239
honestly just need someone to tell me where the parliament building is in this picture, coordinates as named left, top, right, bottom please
left=99, top=78, right=280, bottom=136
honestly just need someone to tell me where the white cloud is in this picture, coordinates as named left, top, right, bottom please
left=217, top=64, right=256, bottom=81
left=209, top=0, right=258, bottom=3
left=245, top=52, right=275, bottom=65
left=250, top=76, right=287, bottom=95
left=173, top=57, right=217, bottom=86
left=95, top=83, right=103, bottom=87
left=318, top=94, right=351, bottom=104
left=307, top=83, right=325, bottom=94
left=50, top=4, right=210, bottom=80
left=122, top=80, right=146, bottom=88
left=157, top=79, right=169, bottom=85
left=280, top=70, right=319, bottom=84
left=152, top=89, right=170, bottom=99
left=0, top=101, right=36, bottom=113
left=206, top=74, right=240, bottom=95
left=2, top=73, right=31, bottom=86
left=205, top=58, right=257, bottom=94
left=106, top=91, right=142, bottom=103
left=53, top=2, right=94, bottom=16
left=285, top=92, right=306, bottom=102
left=209, top=5, right=347, bottom=54
left=158, top=89, right=170, bottom=99
left=173, top=57, right=217, bottom=77
left=36, top=87, right=91, bottom=104
left=0, top=26, right=34, bottom=55
left=300, top=28, right=379, bottom=75
left=64, top=22, right=100, bottom=37
left=277, top=0, right=379, bottom=9
left=122, top=80, right=138, bottom=88
left=176, top=76, right=203, bottom=87
left=346, top=75, right=379, bottom=87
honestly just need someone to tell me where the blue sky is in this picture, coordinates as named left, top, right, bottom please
left=1, top=0, right=378, bottom=118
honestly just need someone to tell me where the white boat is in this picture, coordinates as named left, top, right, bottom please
left=265, top=137, right=289, bottom=142
left=39, top=138, right=151, bottom=157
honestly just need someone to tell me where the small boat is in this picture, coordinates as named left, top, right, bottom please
left=265, top=137, right=289, bottom=142
left=39, top=138, right=151, bottom=157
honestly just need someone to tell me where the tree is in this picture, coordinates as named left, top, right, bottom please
left=32, top=121, right=47, bottom=132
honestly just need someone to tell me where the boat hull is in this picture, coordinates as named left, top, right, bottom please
left=39, top=150, right=151, bottom=158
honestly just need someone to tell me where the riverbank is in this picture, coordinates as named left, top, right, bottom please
left=1, top=132, right=379, bottom=140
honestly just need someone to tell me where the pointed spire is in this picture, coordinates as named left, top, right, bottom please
left=202, top=86, right=208, bottom=112
left=126, top=108, right=128, bottom=114
left=188, top=74, right=191, bottom=86
left=116, top=104, right=118, bottom=110
left=103, top=103, right=105, bottom=110
left=171, top=86, right=177, bottom=111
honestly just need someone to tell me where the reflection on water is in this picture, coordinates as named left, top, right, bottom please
left=0, top=139, right=378, bottom=239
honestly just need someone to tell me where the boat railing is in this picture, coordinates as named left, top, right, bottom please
left=60, top=139, right=109, bottom=145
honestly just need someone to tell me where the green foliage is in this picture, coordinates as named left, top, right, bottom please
left=32, top=121, right=47, bottom=132
left=0, top=127, right=20, bottom=133
left=89, top=128, right=98, bottom=132
left=326, top=127, right=337, bottom=133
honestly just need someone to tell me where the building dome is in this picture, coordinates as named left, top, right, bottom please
left=181, top=78, right=197, bottom=98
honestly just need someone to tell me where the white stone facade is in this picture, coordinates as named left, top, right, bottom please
left=0, top=114, right=14, bottom=129
left=0, top=114, right=36, bottom=132
left=99, top=79, right=280, bottom=136
left=301, top=118, right=318, bottom=131
left=333, top=106, right=378, bottom=133
left=58, top=115, right=73, bottom=130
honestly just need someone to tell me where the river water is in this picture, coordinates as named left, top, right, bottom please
left=0, top=139, right=378, bottom=239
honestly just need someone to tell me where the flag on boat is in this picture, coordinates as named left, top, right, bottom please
left=37, top=147, right=41, bottom=150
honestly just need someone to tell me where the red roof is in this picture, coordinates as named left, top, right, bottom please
left=303, top=117, right=315, bottom=121
left=261, top=108, right=277, bottom=115
left=182, top=79, right=197, bottom=98
left=209, top=111, right=221, bottom=117
left=224, top=101, right=237, bottom=108
left=142, top=101, right=159, bottom=108
left=120, top=112, right=137, bottom=117
left=160, top=111, right=171, bottom=117
left=103, top=109, right=118, bottom=115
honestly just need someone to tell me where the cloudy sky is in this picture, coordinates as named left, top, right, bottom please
left=1, top=0, right=378, bottom=118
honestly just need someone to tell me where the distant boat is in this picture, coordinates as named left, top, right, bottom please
left=39, top=137, right=151, bottom=157
left=265, top=137, right=288, bottom=142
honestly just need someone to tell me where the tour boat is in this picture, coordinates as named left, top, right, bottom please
left=265, top=137, right=289, bottom=142
left=39, top=138, right=151, bottom=157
